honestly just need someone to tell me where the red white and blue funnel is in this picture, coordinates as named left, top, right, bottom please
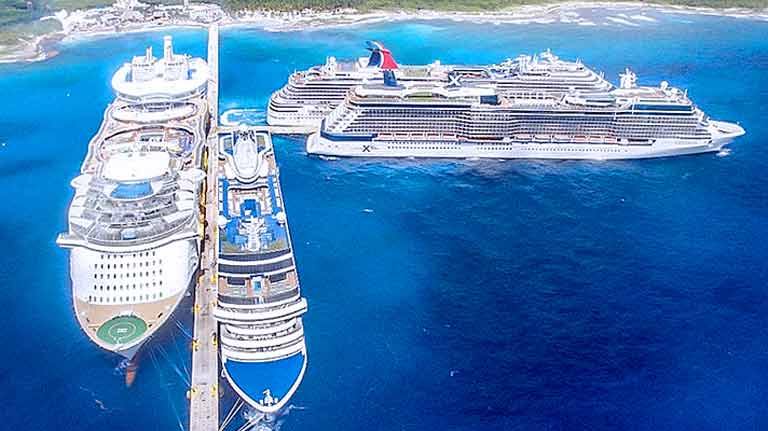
left=366, top=41, right=399, bottom=70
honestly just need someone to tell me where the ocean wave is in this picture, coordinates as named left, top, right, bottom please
left=606, top=16, right=641, bottom=26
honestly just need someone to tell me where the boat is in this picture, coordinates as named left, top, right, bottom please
left=213, top=130, right=308, bottom=414
left=306, top=68, right=745, bottom=160
left=267, top=43, right=612, bottom=127
left=57, top=36, right=210, bottom=362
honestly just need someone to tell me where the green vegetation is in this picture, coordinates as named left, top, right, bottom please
left=0, top=0, right=43, bottom=26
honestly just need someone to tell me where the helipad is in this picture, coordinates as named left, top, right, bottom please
left=97, top=316, right=147, bottom=345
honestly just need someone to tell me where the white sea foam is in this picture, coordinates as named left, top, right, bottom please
left=220, top=108, right=266, bottom=126
left=717, top=148, right=732, bottom=157
left=605, top=16, right=641, bottom=26
left=631, top=14, right=658, bottom=22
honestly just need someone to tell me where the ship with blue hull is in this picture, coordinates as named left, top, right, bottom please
left=213, top=130, right=308, bottom=415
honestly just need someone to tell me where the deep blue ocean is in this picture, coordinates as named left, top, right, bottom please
left=1, top=8, right=767, bottom=430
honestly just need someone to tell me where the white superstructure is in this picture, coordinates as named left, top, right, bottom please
left=307, top=68, right=745, bottom=160
left=267, top=43, right=612, bottom=127
left=58, top=36, right=211, bottom=360
left=213, top=130, right=308, bottom=415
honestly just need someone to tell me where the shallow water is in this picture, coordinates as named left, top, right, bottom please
left=1, top=10, right=767, bottom=431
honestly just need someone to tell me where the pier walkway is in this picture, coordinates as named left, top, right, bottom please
left=189, top=23, right=220, bottom=431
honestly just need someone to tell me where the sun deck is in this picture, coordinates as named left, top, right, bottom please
left=216, top=131, right=299, bottom=305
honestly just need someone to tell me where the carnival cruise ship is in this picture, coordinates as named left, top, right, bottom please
left=267, top=42, right=611, bottom=127
left=268, top=41, right=448, bottom=127
left=307, top=68, right=745, bottom=160
left=213, top=130, right=308, bottom=415
left=58, top=36, right=211, bottom=360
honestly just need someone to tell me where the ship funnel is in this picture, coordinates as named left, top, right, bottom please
left=383, top=70, right=398, bottom=87
left=145, top=46, right=153, bottom=62
left=619, top=68, right=637, bottom=89
left=365, top=40, right=398, bottom=69
left=163, top=35, right=174, bottom=61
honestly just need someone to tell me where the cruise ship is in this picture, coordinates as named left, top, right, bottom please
left=267, top=42, right=611, bottom=127
left=57, top=36, right=211, bottom=362
left=213, top=130, right=308, bottom=415
left=307, top=68, right=745, bottom=160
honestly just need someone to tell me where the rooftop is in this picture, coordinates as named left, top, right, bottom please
left=111, top=36, right=209, bottom=100
left=102, top=151, right=170, bottom=182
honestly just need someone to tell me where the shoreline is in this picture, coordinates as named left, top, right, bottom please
left=2, top=0, right=767, bottom=65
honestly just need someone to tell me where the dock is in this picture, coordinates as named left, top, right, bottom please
left=189, top=23, right=220, bottom=431
left=188, top=24, right=310, bottom=431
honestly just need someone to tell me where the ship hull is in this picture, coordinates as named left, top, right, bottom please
left=220, top=348, right=308, bottom=415
left=68, top=239, right=199, bottom=360
left=307, top=124, right=744, bottom=161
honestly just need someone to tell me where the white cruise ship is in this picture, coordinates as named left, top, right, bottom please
left=307, top=68, right=745, bottom=160
left=58, top=36, right=210, bottom=362
left=213, top=130, right=308, bottom=415
left=267, top=42, right=612, bottom=127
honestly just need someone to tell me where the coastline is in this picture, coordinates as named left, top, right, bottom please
left=2, top=0, right=768, bottom=65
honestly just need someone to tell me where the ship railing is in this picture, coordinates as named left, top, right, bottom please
left=79, top=215, right=195, bottom=246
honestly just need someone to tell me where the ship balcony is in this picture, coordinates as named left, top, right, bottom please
left=214, top=298, right=307, bottom=324
left=221, top=338, right=305, bottom=362
left=224, top=318, right=299, bottom=337
left=220, top=325, right=304, bottom=350
left=218, top=286, right=299, bottom=307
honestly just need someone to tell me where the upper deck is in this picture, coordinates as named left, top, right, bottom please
left=216, top=131, right=299, bottom=306
left=111, top=36, right=209, bottom=103
left=60, top=35, right=212, bottom=251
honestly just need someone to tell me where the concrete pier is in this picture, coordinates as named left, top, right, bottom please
left=189, top=23, right=220, bottom=431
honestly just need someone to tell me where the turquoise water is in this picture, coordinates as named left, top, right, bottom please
left=1, top=10, right=767, bottom=430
